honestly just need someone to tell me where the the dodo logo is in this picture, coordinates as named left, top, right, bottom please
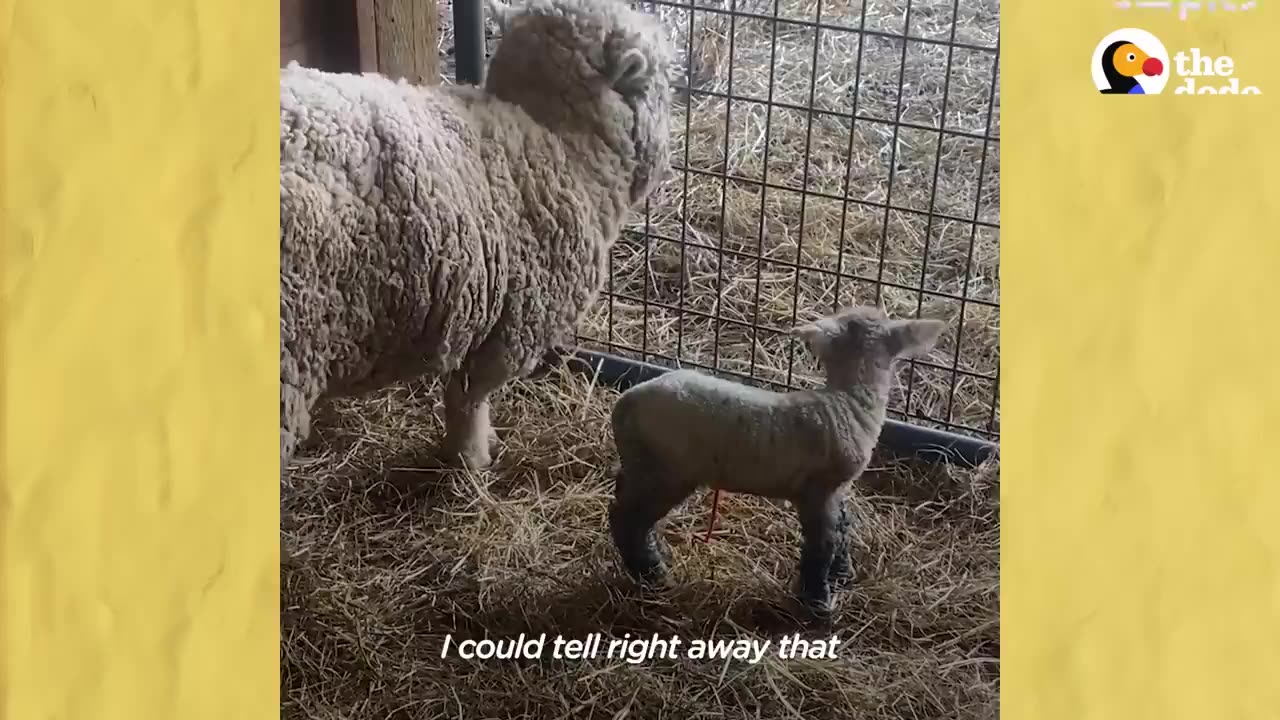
left=1092, top=28, right=1170, bottom=95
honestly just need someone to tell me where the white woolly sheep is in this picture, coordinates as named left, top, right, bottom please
left=607, top=305, right=946, bottom=617
left=279, top=0, right=674, bottom=472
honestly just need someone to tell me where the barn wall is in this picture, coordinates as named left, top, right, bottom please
left=280, top=0, right=361, bottom=72
left=280, top=0, right=440, bottom=84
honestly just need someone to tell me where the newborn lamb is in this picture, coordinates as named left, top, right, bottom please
left=607, top=305, right=946, bottom=617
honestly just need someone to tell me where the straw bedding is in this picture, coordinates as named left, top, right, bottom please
left=283, top=0, right=1000, bottom=715
left=281, top=364, right=999, bottom=719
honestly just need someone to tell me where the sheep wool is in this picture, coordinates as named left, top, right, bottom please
left=607, top=305, right=946, bottom=617
left=279, top=0, right=674, bottom=472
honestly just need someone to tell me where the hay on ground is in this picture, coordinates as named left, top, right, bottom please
left=286, top=0, right=1001, bottom=716
left=282, top=363, right=999, bottom=719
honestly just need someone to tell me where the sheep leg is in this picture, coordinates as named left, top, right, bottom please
left=827, top=494, right=853, bottom=585
left=440, top=361, right=513, bottom=470
left=280, top=360, right=315, bottom=471
left=608, top=468, right=690, bottom=588
left=795, top=491, right=843, bottom=618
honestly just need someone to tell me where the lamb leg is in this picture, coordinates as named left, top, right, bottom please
left=795, top=490, right=843, bottom=619
left=828, top=493, right=854, bottom=585
left=608, top=468, right=690, bottom=587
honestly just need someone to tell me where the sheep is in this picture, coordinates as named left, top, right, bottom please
left=279, top=0, right=674, bottom=473
left=606, top=305, right=947, bottom=617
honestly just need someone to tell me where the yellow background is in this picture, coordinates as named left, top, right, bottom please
left=1004, top=4, right=1280, bottom=719
left=1, top=0, right=278, bottom=717
left=2, top=0, right=1279, bottom=717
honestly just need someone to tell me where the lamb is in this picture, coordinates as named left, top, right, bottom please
left=279, top=0, right=674, bottom=473
left=607, top=305, right=946, bottom=617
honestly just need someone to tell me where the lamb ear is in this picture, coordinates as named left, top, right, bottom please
left=607, top=46, right=652, bottom=94
left=885, top=319, right=946, bottom=357
left=790, top=323, right=822, bottom=341
left=790, top=322, right=830, bottom=354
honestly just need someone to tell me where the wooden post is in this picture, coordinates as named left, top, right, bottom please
left=355, top=0, right=380, bottom=73
left=355, top=0, right=441, bottom=85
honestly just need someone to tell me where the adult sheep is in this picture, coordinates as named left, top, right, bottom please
left=279, top=0, right=674, bottom=473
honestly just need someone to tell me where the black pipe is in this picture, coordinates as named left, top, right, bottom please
left=453, top=0, right=487, bottom=85
left=544, top=348, right=998, bottom=468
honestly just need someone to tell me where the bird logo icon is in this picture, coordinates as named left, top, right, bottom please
left=1092, top=29, right=1171, bottom=95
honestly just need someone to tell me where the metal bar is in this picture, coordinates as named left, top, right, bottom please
left=644, top=0, right=999, bottom=55
left=453, top=0, right=486, bottom=85
left=639, top=0, right=660, bottom=363
left=832, top=0, right=871, bottom=314
left=564, top=340, right=998, bottom=438
left=747, top=0, right=781, bottom=380
left=549, top=348, right=998, bottom=467
left=671, top=164, right=1000, bottom=230
left=675, top=3, right=696, bottom=362
left=617, top=228, right=1000, bottom=311
left=711, top=0, right=740, bottom=371
left=784, top=0, right=826, bottom=387
left=673, top=84, right=1000, bottom=144
left=874, top=0, right=914, bottom=308
left=591, top=290, right=998, bottom=382
left=904, top=0, right=961, bottom=417
left=946, top=41, right=1001, bottom=426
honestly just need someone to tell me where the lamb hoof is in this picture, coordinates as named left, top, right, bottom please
left=828, top=557, right=854, bottom=586
left=629, top=559, right=672, bottom=589
left=794, top=573, right=835, bottom=620
left=617, top=540, right=672, bottom=589
left=798, top=589, right=834, bottom=621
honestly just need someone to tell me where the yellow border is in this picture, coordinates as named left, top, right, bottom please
left=2, top=1, right=278, bottom=717
left=1005, top=5, right=1280, bottom=718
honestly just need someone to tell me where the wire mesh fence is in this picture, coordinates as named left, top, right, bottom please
left=442, top=0, right=1000, bottom=442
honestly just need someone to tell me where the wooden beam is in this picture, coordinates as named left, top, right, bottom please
left=414, top=0, right=439, bottom=84
left=355, top=0, right=379, bottom=73
left=372, top=0, right=440, bottom=85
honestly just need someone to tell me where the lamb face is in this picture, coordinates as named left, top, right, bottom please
left=790, top=306, right=947, bottom=391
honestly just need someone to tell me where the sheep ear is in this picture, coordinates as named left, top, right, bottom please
left=486, top=0, right=515, bottom=31
left=885, top=319, right=946, bottom=357
left=607, top=46, right=652, bottom=94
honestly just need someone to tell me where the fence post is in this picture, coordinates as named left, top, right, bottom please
left=453, top=0, right=487, bottom=85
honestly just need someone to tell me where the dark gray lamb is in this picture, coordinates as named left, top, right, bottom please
left=607, top=305, right=946, bottom=617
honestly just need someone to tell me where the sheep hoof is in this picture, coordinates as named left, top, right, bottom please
left=459, top=447, right=493, bottom=470
left=435, top=440, right=494, bottom=470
